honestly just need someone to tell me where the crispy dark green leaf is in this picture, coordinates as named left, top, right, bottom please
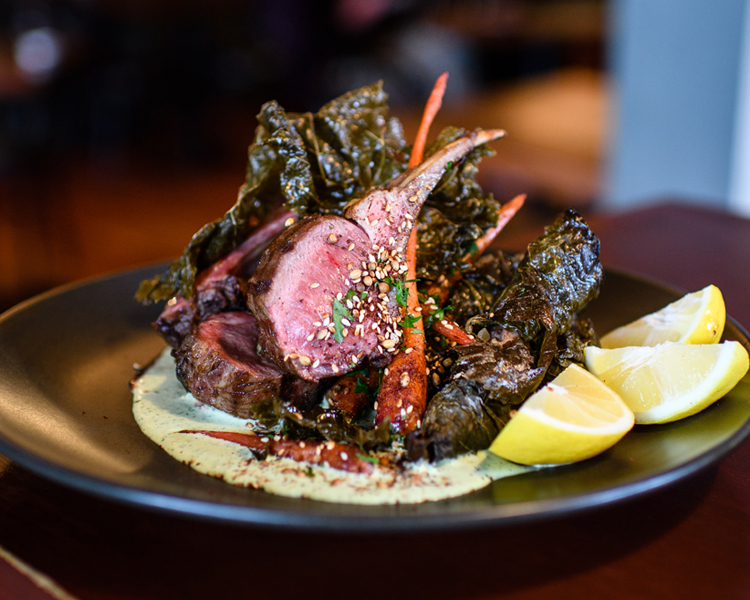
left=447, top=250, right=519, bottom=325
left=415, top=127, right=502, bottom=281
left=137, top=82, right=409, bottom=304
left=406, top=339, right=545, bottom=461
left=249, top=397, right=390, bottom=451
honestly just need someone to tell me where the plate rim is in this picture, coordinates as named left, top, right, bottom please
left=0, top=264, right=749, bottom=533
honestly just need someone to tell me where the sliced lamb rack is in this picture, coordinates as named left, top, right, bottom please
left=173, top=311, right=318, bottom=418
left=154, top=210, right=293, bottom=348
left=248, top=129, right=505, bottom=382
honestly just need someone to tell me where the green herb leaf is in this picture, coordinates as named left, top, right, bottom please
left=332, top=298, right=353, bottom=343
left=356, top=453, right=380, bottom=464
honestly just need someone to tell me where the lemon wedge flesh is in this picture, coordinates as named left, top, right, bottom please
left=600, top=285, right=725, bottom=348
left=489, top=364, right=634, bottom=465
left=584, top=341, right=749, bottom=424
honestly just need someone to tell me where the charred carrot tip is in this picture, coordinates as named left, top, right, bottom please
left=409, top=72, right=449, bottom=169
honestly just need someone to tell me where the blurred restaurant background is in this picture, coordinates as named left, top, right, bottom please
left=0, top=0, right=748, bottom=311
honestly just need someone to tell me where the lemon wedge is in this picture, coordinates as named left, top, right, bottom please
left=584, top=341, right=749, bottom=424
left=489, top=364, right=634, bottom=465
left=600, top=284, right=725, bottom=348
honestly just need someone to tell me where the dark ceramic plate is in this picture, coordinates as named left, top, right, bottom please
left=0, top=265, right=748, bottom=532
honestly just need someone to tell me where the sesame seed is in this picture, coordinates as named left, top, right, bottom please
left=299, top=441, right=306, bottom=448
left=323, top=317, right=330, bottom=326
left=340, top=452, right=349, bottom=460
left=332, top=364, right=339, bottom=373
left=313, top=321, right=322, bottom=327
left=289, top=353, right=299, bottom=359
left=306, top=333, right=315, bottom=341
left=317, top=330, right=327, bottom=340
left=363, top=276, right=373, bottom=286
left=407, top=405, right=414, bottom=414
left=432, top=373, right=441, bottom=386
left=397, top=399, right=403, bottom=407
left=341, top=318, right=351, bottom=327
left=405, top=347, right=413, bottom=354
left=381, top=339, right=396, bottom=348
left=350, top=269, right=362, bottom=279
left=299, top=356, right=311, bottom=366
left=328, top=233, right=337, bottom=244
left=348, top=243, right=355, bottom=251
left=284, top=217, right=295, bottom=227
left=310, top=283, right=320, bottom=289
left=336, top=292, right=343, bottom=300
left=400, top=373, right=410, bottom=388
left=370, top=219, right=378, bottom=226
left=408, top=194, right=418, bottom=203
left=312, top=359, right=320, bottom=368
left=342, top=328, right=348, bottom=337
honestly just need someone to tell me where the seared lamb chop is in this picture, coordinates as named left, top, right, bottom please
left=174, top=311, right=318, bottom=418
left=248, top=129, right=505, bottom=382
left=155, top=210, right=293, bottom=348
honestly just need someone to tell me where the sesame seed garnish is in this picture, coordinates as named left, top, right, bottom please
left=310, top=283, right=320, bottom=289
left=323, top=317, right=330, bottom=326
left=284, top=217, right=295, bottom=227
left=306, top=333, right=315, bottom=341
left=400, top=373, right=410, bottom=387
left=312, top=359, right=320, bottom=368
left=381, top=339, right=396, bottom=349
left=340, top=452, right=349, bottom=461
left=332, top=364, right=339, bottom=373
left=363, top=276, right=373, bottom=286
left=289, top=353, right=299, bottom=359
left=299, top=356, right=311, bottom=366
left=396, top=399, right=403, bottom=408
left=348, top=243, right=355, bottom=251
left=341, top=318, right=351, bottom=327
left=299, top=441, right=306, bottom=448
left=370, top=219, right=378, bottom=226
left=405, top=347, right=413, bottom=354
left=408, top=194, right=418, bottom=203
left=432, top=373, right=441, bottom=386
left=407, top=405, right=414, bottom=414
left=317, top=330, right=327, bottom=340
left=350, top=269, right=362, bottom=280
left=342, top=328, right=349, bottom=337
left=384, top=368, right=389, bottom=376
left=328, top=233, right=337, bottom=244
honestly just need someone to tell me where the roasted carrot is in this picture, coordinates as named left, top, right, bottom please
left=430, top=316, right=475, bottom=345
left=375, top=73, right=448, bottom=434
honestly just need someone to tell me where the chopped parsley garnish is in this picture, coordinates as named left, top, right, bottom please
left=384, top=275, right=417, bottom=308
left=356, top=453, right=380, bottom=464
left=332, top=298, right=353, bottom=343
left=423, top=304, right=454, bottom=329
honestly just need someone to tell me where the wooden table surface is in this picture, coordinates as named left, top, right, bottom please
left=1, top=201, right=749, bottom=600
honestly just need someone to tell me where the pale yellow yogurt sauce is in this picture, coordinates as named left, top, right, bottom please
left=132, top=348, right=537, bottom=505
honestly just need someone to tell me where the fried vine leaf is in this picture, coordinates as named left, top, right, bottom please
left=249, top=396, right=391, bottom=451
left=447, top=250, right=519, bottom=325
left=544, top=316, right=600, bottom=383
left=406, top=338, right=545, bottom=461
left=136, top=82, right=409, bottom=304
left=410, top=210, right=603, bottom=462
left=415, top=126, right=502, bottom=281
